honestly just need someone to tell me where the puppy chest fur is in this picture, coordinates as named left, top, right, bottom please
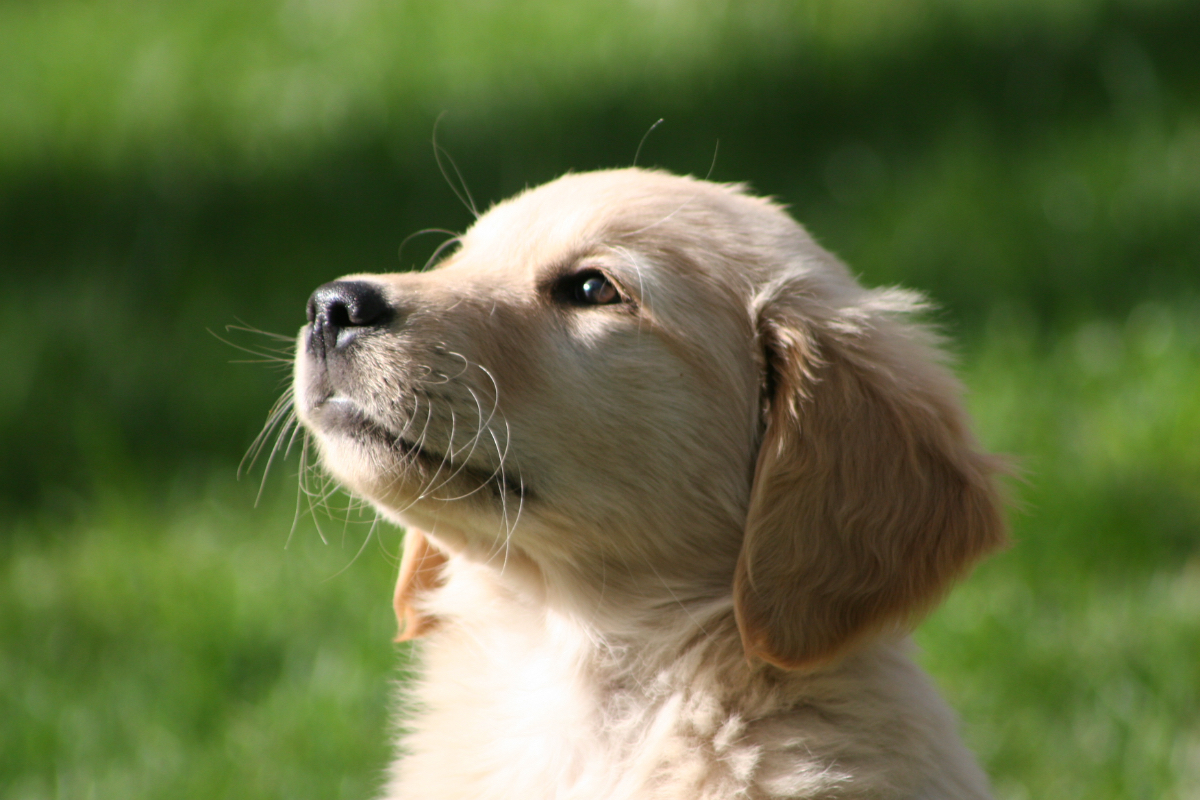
left=290, top=168, right=1006, bottom=799
left=387, top=565, right=992, bottom=800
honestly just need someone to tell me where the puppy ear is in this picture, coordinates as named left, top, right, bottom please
left=393, top=529, right=448, bottom=642
left=734, top=285, right=1007, bottom=669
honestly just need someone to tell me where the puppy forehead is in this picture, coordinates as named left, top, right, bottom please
left=455, top=169, right=736, bottom=276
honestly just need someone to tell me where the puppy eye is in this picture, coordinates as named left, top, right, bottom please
left=568, top=271, right=621, bottom=306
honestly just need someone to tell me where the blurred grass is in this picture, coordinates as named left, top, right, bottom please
left=7, top=0, right=1179, bottom=176
left=1, top=0, right=1198, bottom=798
left=2, top=477, right=404, bottom=800
left=921, top=299, right=1200, bottom=799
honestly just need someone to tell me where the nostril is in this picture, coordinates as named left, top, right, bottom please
left=342, top=282, right=390, bottom=326
left=326, top=298, right=354, bottom=330
left=306, top=280, right=394, bottom=351
left=308, top=281, right=392, bottom=325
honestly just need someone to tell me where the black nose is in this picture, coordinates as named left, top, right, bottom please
left=306, top=280, right=392, bottom=353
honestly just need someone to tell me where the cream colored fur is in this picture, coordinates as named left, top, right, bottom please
left=292, top=169, right=1006, bottom=799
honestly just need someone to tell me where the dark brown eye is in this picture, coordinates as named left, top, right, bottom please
left=569, top=272, right=620, bottom=305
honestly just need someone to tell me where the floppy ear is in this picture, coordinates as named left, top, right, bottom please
left=734, top=285, right=1007, bottom=669
left=393, top=529, right=448, bottom=642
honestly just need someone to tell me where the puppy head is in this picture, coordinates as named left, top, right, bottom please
left=292, top=168, right=1005, bottom=663
left=296, top=171, right=768, bottom=580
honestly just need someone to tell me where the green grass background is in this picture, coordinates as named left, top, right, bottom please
left=1, top=1, right=1197, bottom=798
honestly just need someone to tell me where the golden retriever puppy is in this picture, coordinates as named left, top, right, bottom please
left=293, top=168, right=1006, bottom=799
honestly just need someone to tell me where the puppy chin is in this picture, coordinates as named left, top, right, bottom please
left=311, top=433, right=497, bottom=539
left=308, top=433, right=393, bottom=498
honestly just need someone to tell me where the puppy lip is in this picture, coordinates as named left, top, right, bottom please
left=309, top=393, right=388, bottom=437
left=320, top=394, right=357, bottom=411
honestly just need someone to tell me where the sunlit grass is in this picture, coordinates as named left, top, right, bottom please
left=0, top=0, right=802, bottom=174
left=0, top=477, right=404, bottom=800
left=0, top=0, right=1179, bottom=175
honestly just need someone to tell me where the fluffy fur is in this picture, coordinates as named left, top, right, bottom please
left=292, top=168, right=1007, bottom=799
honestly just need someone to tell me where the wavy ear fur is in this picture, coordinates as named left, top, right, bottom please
left=734, top=283, right=1007, bottom=669
left=393, top=529, right=448, bottom=642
